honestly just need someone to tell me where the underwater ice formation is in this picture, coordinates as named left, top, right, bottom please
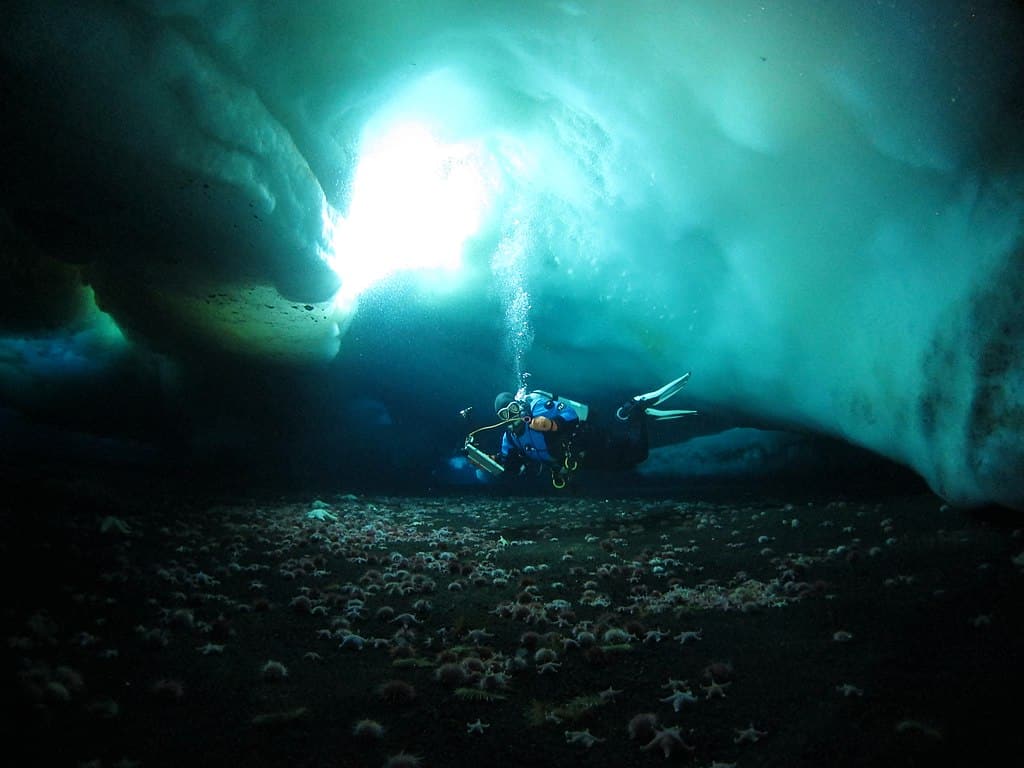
left=1, top=1, right=1022, bottom=508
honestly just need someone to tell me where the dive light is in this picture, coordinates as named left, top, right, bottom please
left=463, top=435, right=504, bottom=476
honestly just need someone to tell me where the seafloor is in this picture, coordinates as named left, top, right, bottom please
left=3, top=478, right=1023, bottom=768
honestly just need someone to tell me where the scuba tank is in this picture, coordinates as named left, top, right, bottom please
left=530, top=390, right=589, bottom=421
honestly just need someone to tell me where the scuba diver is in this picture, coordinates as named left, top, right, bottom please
left=463, top=373, right=695, bottom=488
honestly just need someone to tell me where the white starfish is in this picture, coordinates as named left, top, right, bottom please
left=306, top=508, right=338, bottom=521
left=734, top=723, right=768, bottom=744
left=598, top=686, right=623, bottom=701
left=99, top=516, right=131, bottom=535
left=641, top=726, right=694, bottom=758
left=565, top=729, right=604, bottom=748
left=660, top=688, right=699, bottom=712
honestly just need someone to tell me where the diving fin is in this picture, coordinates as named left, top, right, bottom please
left=616, top=372, right=693, bottom=421
left=634, top=372, right=691, bottom=406
left=643, top=407, right=697, bottom=421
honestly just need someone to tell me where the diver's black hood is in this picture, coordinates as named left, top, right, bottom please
left=494, top=392, right=516, bottom=414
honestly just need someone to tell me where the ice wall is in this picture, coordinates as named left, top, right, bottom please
left=1, top=1, right=1022, bottom=508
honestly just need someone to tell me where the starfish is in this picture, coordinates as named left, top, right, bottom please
left=306, top=508, right=338, bottom=521
left=465, top=628, right=494, bottom=644
left=734, top=723, right=768, bottom=744
left=466, top=719, right=489, bottom=734
left=565, top=729, right=604, bottom=748
left=196, top=643, right=224, bottom=655
left=675, top=629, right=703, bottom=644
left=702, top=679, right=731, bottom=699
left=99, top=516, right=131, bottom=535
left=641, top=726, right=695, bottom=758
left=390, top=613, right=421, bottom=626
left=660, top=688, right=699, bottom=712
left=835, top=683, right=863, bottom=697
left=644, top=628, right=672, bottom=644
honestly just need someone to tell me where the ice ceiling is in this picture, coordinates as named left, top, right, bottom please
left=2, top=1, right=1023, bottom=509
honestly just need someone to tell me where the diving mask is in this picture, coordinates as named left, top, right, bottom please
left=497, top=400, right=525, bottom=422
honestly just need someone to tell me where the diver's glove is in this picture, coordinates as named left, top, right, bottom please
left=494, top=454, right=528, bottom=477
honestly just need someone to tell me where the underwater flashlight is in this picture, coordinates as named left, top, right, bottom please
left=463, top=435, right=504, bottom=475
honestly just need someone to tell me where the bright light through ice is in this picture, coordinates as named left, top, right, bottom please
left=329, top=122, right=496, bottom=302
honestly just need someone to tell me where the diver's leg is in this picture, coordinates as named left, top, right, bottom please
left=626, top=406, right=649, bottom=464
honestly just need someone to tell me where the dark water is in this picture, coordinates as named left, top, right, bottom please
left=3, top=471, right=1022, bottom=768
